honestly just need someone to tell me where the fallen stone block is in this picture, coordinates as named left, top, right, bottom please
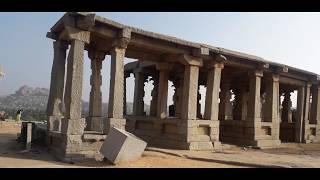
left=100, top=127, right=147, bottom=164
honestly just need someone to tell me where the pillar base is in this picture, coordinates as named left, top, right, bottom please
left=250, top=139, right=281, bottom=149
left=86, top=116, right=103, bottom=132
left=103, top=117, right=126, bottom=134
left=61, top=118, right=86, bottom=135
left=48, top=115, right=62, bottom=131
left=189, top=141, right=221, bottom=150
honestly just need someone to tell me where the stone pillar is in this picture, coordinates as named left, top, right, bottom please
left=241, top=90, right=248, bottom=121
left=310, top=84, right=320, bottom=141
left=156, top=64, right=170, bottom=119
left=61, top=38, right=86, bottom=135
left=304, top=83, right=312, bottom=124
left=219, top=82, right=233, bottom=121
left=233, top=84, right=248, bottom=121
left=105, top=34, right=130, bottom=134
left=295, top=85, right=305, bottom=143
left=303, top=82, right=312, bottom=142
left=310, top=84, right=319, bottom=124
left=47, top=40, right=68, bottom=132
left=281, top=90, right=293, bottom=123
left=246, top=70, right=263, bottom=139
left=133, top=70, right=145, bottom=116
left=264, top=74, right=280, bottom=139
left=197, top=90, right=202, bottom=119
left=87, top=49, right=105, bottom=132
left=26, top=122, right=32, bottom=150
left=172, top=78, right=183, bottom=117
left=181, top=65, right=199, bottom=120
left=204, top=63, right=223, bottom=121
left=203, top=62, right=223, bottom=146
left=123, top=72, right=130, bottom=116
left=150, top=75, right=159, bottom=116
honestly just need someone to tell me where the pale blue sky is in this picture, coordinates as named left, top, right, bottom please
left=0, top=12, right=320, bottom=109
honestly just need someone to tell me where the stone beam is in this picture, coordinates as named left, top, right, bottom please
left=125, top=49, right=162, bottom=62
left=279, top=76, right=305, bottom=86
left=130, top=36, right=191, bottom=55
left=192, top=46, right=209, bottom=57
left=77, top=13, right=96, bottom=30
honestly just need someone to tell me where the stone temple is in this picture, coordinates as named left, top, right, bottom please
left=46, top=12, right=320, bottom=162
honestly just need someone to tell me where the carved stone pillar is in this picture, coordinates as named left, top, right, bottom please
left=181, top=65, right=199, bottom=120
left=310, top=84, right=319, bottom=124
left=123, top=72, right=130, bottom=116
left=156, top=63, right=170, bottom=119
left=133, top=69, right=146, bottom=116
left=310, top=84, right=320, bottom=141
left=172, top=77, right=183, bottom=117
left=281, top=90, right=293, bottom=123
left=233, top=84, right=248, bottom=121
left=264, top=74, right=280, bottom=139
left=150, top=75, right=159, bottom=117
left=295, top=85, right=305, bottom=143
left=204, top=63, right=223, bottom=121
left=246, top=70, right=263, bottom=140
left=61, top=38, right=87, bottom=136
left=197, top=90, right=202, bottom=119
left=302, top=82, right=312, bottom=142
left=219, top=81, right=233, bottom=121
left=87, top=49, right=105, bottom=132
left=47, top=40, right=68, bottom=132
left=105, top=29, right=131, bottom=134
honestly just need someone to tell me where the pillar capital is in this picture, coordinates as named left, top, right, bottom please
left=178, top=54, right=203, bottom=67
left=53, top=40, right=69, bottom=50
left=307, top=81, right=312, bottom=88
left=206, top=61, right=224, bottom=69
left=88, top=49, right=106, bottom=61
left=156, top=63, right=172, bottom=71
left=250, top=70, right=263, bottom=77
left=133, top=67, right=145, bottom=74
left=265, top=73, right=279, bottom=82
left=112, top=37, right=130, bottom=49
left=272, top=74, right=280, bottom=82
left=64, top=26, right=90, bottom=44
left=112, top=28, right=131, bottom=49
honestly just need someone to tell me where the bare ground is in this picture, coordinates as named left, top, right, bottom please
left=1, top=123, right=320, bottom=168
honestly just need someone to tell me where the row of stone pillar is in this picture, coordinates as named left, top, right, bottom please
left=130, top=61, right=224, bottom=122
left=47, top=32, right=130, bottom=135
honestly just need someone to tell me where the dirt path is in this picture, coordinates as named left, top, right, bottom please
left=1, top=123, right=320, bottom=168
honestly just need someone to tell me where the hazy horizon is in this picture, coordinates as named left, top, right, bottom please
left=1, top=12, right=320, bottom=111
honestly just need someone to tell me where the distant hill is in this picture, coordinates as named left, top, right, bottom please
left=0, top=85, right=49, bottom=110
left=0, top=85, right=149, bottom=116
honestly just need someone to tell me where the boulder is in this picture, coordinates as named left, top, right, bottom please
left=100, top=127, right=147, bottom=164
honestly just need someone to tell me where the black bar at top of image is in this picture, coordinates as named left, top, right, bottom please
left=0, top=0, right=319, bottom=12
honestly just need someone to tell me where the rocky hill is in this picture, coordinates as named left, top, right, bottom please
left=0, top=85, right=149, bottom=117
left=0, top=86, right=49, bottom=110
